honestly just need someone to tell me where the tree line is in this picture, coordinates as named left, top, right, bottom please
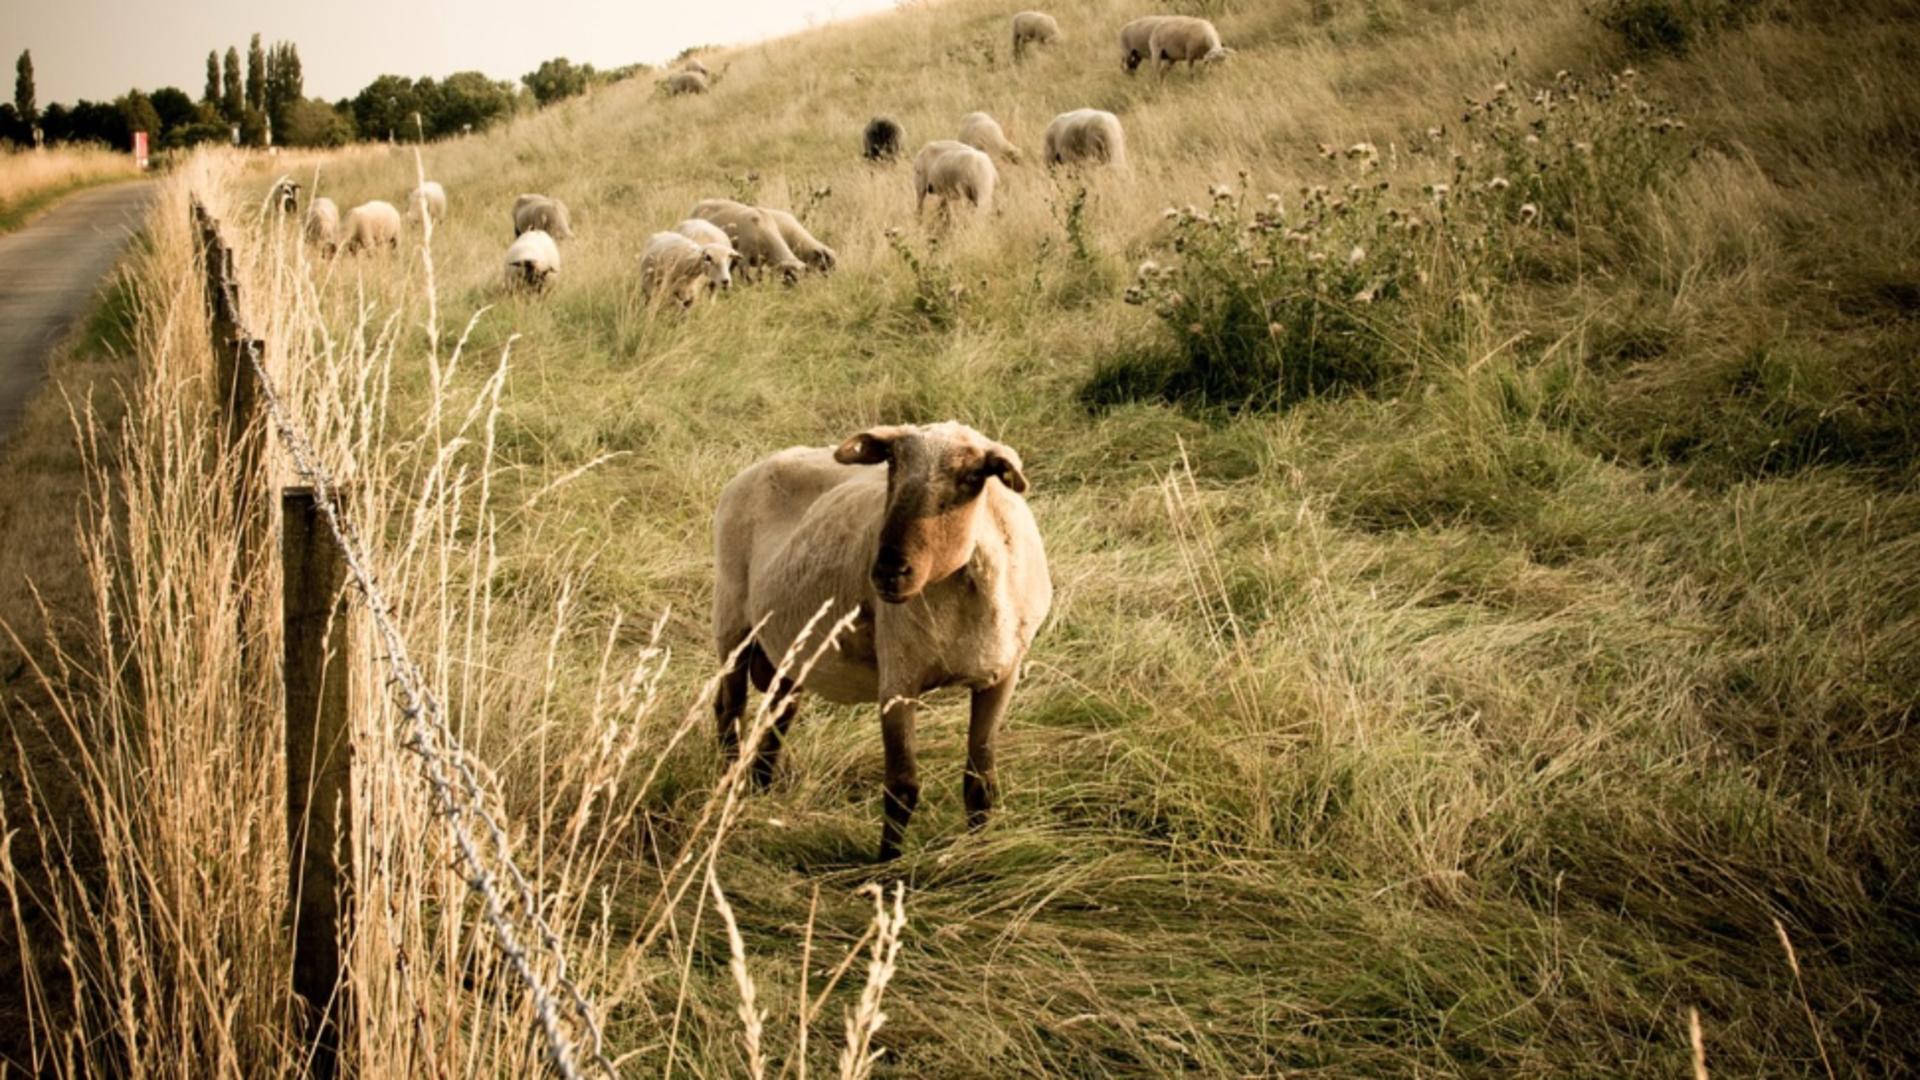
left=2, top=44, right=645, bottom=153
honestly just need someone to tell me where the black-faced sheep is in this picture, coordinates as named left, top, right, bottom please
left=1119, top=15, right=1174, bottom=73
left=640, top=230, right=734, bottom=308
left=689, top=198, right=807, bottom=284
left=340, top=200, right=402, bottom=254
left=503, top=229, right=560, bottom=291
left=513, top=194, right=574, bottom=240
left=1043, top=109, right=1127, bottom=169
left=1149, top=16, right=1231, bottom=76
left=864, top=117, right=904, bottom=162
left=269, top=178, right=301, bottom=213
left=958, top=111, right=1022, bottom=164
left=711, top=421, right=1052, bottom=860
left=304, top=197, right=340, bottom=256
left=912, top=140, right=997, bottom=217
left=1011, top=11, right=1062, bottom=59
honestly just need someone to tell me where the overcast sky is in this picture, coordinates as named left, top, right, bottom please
left=3, top=0, right=902, bottom=106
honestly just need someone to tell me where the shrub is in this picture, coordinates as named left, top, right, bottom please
left=1591, top=0, right=1767, bottom=54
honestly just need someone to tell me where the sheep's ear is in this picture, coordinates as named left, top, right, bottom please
left=835, top=427, right=906, bottom=465
left=983, top=444, right=1028, bottom=493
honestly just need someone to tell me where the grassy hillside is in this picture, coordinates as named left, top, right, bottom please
left=9, top=0, right=1917, bottom=1075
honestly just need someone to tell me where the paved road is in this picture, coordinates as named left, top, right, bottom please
left=0, top=181, right=156, bottom=446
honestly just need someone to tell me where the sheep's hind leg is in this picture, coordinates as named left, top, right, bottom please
left=750, top=678, right=800, bottom=789
left=714, top=636, right=754, bottom=763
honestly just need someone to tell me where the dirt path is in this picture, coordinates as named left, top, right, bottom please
left=0, top=180, right=156, bottom=446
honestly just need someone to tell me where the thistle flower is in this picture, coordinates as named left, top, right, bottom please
left=1519, top=202, right=1538, bottom=223
left=1209, top=183, right=1234, bottom=201
left=1488, top=176, right=1510, bottom=192
left=1123, top=286, right=1147, bottom=305
left=1345, top=141, right=1377, bottom=159
left=1137, top=259, right=1162, bottom=278
left=1347, top=245, right=1366, bottom=266
left=1268, top=321, right=1285, bottom=338
left=1162, top=206, right=1181, bottom=220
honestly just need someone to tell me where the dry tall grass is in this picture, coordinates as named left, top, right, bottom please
left=5, top=0, right=1919, bottom=1074
left=0, top=146, right=139, bottom=227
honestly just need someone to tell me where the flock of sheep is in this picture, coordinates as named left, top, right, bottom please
left=275, top=9, right=1232, bottom=860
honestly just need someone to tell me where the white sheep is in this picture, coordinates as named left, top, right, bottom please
left=640, top=230, right=735, bottom=308
left=912, top=140, right=997, bottom=217
left=304, top=197, right=339, bottom=257
left=340, top=200, right=402, bottom=254
left=1119, top=15, right=1174, bottom=73
left=1043, top=109, right=1127, bottom=169
left=406, top=180, right=448, bottom=223
left=664, top=70, right=710, bottom=96
left=503, top=229, right=561, bottom=291
left=958, top=111, right=1022, bottom=165
left=1148, top=16, right=1231, bottom=76
left=689, top=198, right=807, bottom=284
left=513, top=194, right=574, bottom=240
left=674, top=218, right=733, bottom=247
left=1010, top=11, right=1062, bottom=58
left=757, top=206, right=837, bottom=273
left=711, top=421, right=1052, bottom=860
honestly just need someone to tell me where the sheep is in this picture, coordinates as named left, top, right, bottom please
left=757, top=206, right=837, bottom=273
left=1010, top=11, right=1062, bottom=59
left=640, top=230, right=734, bottom=308
left=663, top=70, right=710, bottom=96
left=269, top=178, right=301, bottom=213
left=1148, top=16, right=1231, bottom=76
left=864, top=116, right=904, bottom=162
left=406, top=180, right=448, bottom=223
left=513, top=194, right=574, bottom=240
left=689, top=198, right=807, bottom=284
left=304, top=197, right=339, bottom=257
left=958, top=111, right=1022, bottom=165
left=912, top=140, right=997, bottom=217
left=1119, top=15, right=1174, bottom=73
left=682, top=57, right=711, bottom=76
left=340, top=200, right=402, bottom=254
left=503, top=229, right=561, bottom=291
left=674, top=218, right=733, bottom=248
left=1043, top=108, right=1127, bottom=169
left=711, top=421, right=1052, bottom=860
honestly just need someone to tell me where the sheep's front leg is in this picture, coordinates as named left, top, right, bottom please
left=965, top=671, right=1017, bottom=830
left=714, top=642, right=752, bottom=763
left=877, top=692, right=920, bottom=861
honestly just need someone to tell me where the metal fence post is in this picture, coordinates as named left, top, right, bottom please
left=283, top=485, right=356, bottom=1079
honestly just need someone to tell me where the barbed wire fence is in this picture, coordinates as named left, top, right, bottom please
left=193, top=195, right=616, bottom=1079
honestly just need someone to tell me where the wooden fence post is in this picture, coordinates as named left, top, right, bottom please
left=192, top=200, right=267, bottom=649
left=283, top=486, right=356, bottom=1079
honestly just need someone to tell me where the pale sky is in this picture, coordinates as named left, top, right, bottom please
left=2, top=0, right=903, bottom=106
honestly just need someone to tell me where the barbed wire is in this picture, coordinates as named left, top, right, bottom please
left=203, top=209, right=618, bottom=1079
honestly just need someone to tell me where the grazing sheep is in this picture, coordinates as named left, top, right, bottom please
left=503, top=229, right=561, bottom=291
left=1043, top=109, right=1127, bottom=169
left=674, top=218, right=733, bottom=247
left=499, top=227, right=560, bottom=290
left=406, top=180, right=448, bottom=222
left=664, top=70, right=710, bottom=96
left=689, top=198, right=807, bottom=284
left=640, top=230, right=734, bottom=308
left=269, top=178, right=301, bottom=213
left=757, top=206, right=837, bottom=273
left=340, top=200, right=402, bottom=254
left=958, top=111, right=1022, bottom=164
left=864, top=116, right=904, bottom=162
left=1148, top=16, right=1231, bottom=76
left=912, top=140, right=998, bottom=217
left=304, top=197, right=339, bottom=256
left=1010, top=11, right=1062, bottom=58
left=1119, top=15, right=1174, bottom=73
left=712, top=421, right=1052, bottom=860
left=513, top=194, right=574, bottom=240
left=682, top=58, right=711, bottom=76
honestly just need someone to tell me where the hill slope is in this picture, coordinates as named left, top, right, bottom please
left=21, top=0, right=1918, bottom=1075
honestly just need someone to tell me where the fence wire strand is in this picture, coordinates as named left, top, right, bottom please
left=198, top=199, right=617, bottom=1080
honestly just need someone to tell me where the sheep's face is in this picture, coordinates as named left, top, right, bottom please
left=700, top=245, right=734, bottom=291
left=835, top=423, right=1029, bottom=604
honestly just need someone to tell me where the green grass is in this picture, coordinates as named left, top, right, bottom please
left=38, top=0, right=1920, bottom=1074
